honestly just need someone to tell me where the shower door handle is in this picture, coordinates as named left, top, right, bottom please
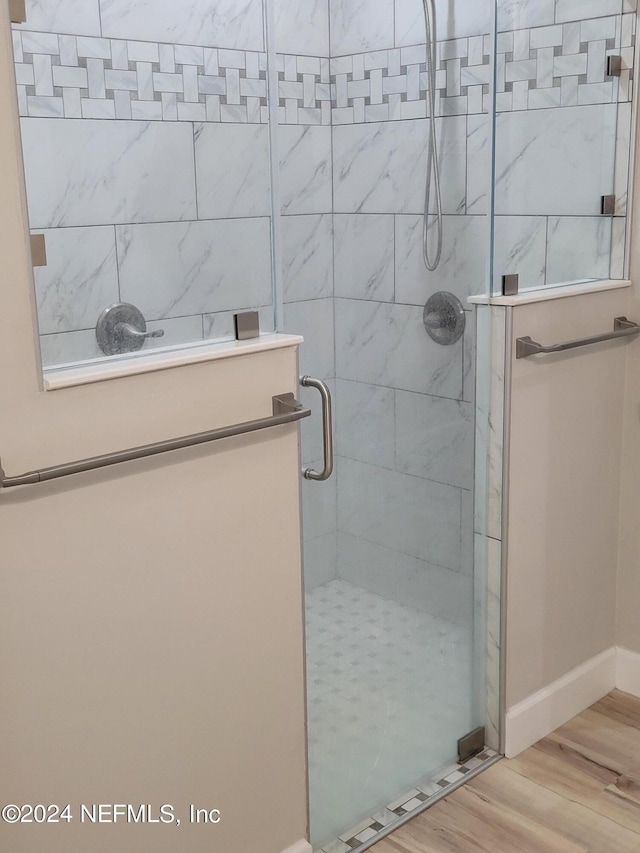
left=300, top=376, right=334, bottom=481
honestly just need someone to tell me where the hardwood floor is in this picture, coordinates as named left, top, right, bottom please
left=369, top=690, right=640, bottom=853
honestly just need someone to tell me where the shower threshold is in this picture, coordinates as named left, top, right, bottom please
left=317, top=748, right=501, bottom=853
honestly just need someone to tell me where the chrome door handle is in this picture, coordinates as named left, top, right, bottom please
left=300, top=376, right=334, bottom=481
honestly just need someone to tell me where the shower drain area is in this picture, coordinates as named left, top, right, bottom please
left=305, top=579, right=497, bottom=852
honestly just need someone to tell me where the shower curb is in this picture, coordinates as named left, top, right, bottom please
left=318, top=748, right=500, bottom=853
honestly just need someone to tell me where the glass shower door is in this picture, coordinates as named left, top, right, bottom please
left=287, top=0, right=497, bottom=847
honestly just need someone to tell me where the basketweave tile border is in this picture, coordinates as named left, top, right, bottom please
left=331, top=13, right=635, bottom=124
left=11, top=13, right=636, bottom=125
left=11, top=32, right=332, bottom=124
left=12, top=31, right=270, bottom=122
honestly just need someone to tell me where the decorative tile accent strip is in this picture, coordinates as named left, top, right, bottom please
left=319, top=749, right=499, bottom=852
left=495, top=13, right=635, bottom=111
left=12, top=13, right=636, bottom=125
left=331, top=37, right=492, bottom=124
left=13, top=31, right=269, bottom=123
left=277, top=54, right=332, bottom=125
left=330, top=14, right=635, bottom=124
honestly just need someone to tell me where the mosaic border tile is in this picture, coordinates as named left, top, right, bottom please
left=13, top=32, right=270, bottom=123
left=277, top=53, right=332, bottom=125
left=12, top=13, right=636, bottom=125
left=331, top=37, right=492, bottom=123
left=318, top=748, right=499, bottom=853
left=330, top=14, right=635, bottom=125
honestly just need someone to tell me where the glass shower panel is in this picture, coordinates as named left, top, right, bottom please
left=10, top=1, right=275, bottom=369
left=492, top=0, right=629, bottom=294
left=287, top=0, right=496, bottom=848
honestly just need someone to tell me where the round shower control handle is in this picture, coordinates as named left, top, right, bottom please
left=96, top=303, right=165, bottom=355
left=423, top=292, right=466, bottom=345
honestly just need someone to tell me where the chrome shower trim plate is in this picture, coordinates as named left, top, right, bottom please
left=423, top=291, right=466, bottom=346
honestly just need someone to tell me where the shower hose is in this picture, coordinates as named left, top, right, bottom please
left=422, top=0, right=443, bottom=271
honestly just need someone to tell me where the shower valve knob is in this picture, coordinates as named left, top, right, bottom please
left=423, top=292, right=466, bottom=345
left=423, top=312, right=446, bottom=330
left=96, top=303, right=165, bottom=355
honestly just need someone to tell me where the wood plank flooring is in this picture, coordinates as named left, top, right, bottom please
left=370, top=690, right=640, bottom=853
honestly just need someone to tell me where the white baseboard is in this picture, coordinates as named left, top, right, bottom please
left=616, top=646, right=640, bottom=698
left=504, top=647, right=616, bottom=758
left=280, top=841, right=312, bottom=853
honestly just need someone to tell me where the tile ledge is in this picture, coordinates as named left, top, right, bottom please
left=468, top=280, right=631, bottom=307
left=43, top=333, right=304, bottom=391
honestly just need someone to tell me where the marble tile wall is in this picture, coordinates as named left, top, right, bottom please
left=14, top=6, right=635, bottom=362
left=329, top=87, right=481, bottom=610
left=325, top=5, right=634, bottom=295
left=13, top=0, right=280, bottom=366
left=330, top=0, right=635, bottom=60
left=328, top=0, right=636, bottom=652
left=332, top=293, right=477, bottom=617
left=12, top=0, right=337, bottom=366
left=490, top=7, right=635, bottom=290
left=15, top=0, right=266, bottom=48
left=24, top=115, right=278, bottom=364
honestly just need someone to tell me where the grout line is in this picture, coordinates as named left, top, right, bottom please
left=112, top=223, right=122, bottom=303
left=191, top=121, right=200, bottom=220
left=544, top=214, right=550, bottom=285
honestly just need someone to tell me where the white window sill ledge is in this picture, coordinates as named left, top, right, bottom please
left=468, top=279, right=631, bottom=307
left=43, top=333, right=304, bottom=391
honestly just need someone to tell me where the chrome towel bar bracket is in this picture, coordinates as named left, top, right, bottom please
left=0, top=393, right=310, bottom=489
left=516, top=317, right=640, bottom=359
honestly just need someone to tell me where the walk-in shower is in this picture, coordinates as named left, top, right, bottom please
left=8, top=0, right=634, bottom=849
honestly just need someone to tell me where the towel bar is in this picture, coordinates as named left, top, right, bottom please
left=516, top=317, right=640, bottom=359
left=0, top=393, right=309, bottom=489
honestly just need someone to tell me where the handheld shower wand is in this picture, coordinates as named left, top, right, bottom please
left=422, top=0, right=443, bottom=271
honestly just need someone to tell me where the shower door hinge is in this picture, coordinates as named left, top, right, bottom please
left=8, top=0, right=26, bottom=24
left=457, top=726, right=485, bottom=764
left=30, top=234, right=47, bottom=267
left=601, top=195, right=616, bottom=216
left=607, top=55, right=623, bottom=77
